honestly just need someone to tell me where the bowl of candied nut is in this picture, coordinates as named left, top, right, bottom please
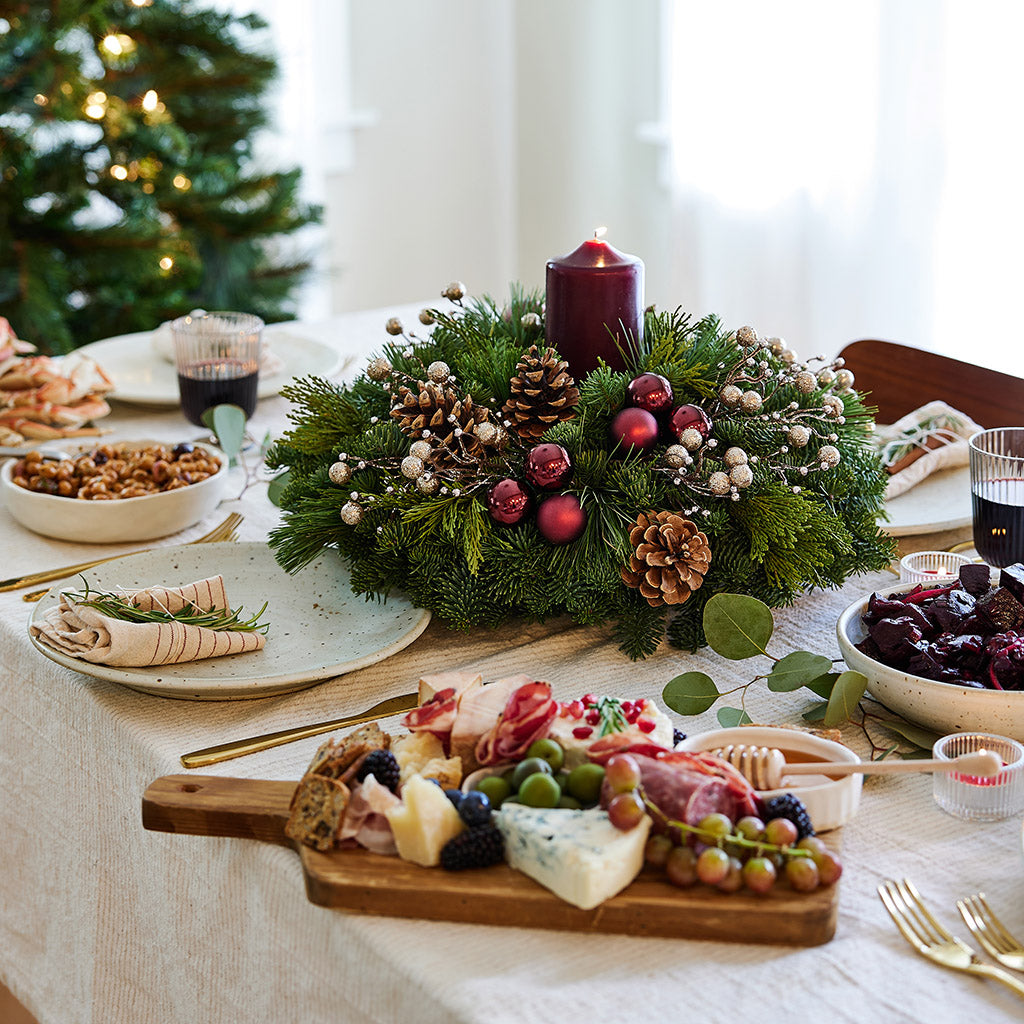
left=1, top=441, right=227, bottom=542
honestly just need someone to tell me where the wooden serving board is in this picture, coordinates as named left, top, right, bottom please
left=143, top=774, right=841, bottom=945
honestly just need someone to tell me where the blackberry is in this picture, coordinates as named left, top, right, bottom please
left=356, top=749, right=401, bottom=793
left=758, top=793, right=815, bottom=839
left=440, top=825, right=505, bottom=870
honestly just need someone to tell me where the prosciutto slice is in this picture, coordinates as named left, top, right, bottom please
left=400, top=686, right=458, bottom=745
left=337, top=776, right=401, bottom=855
left=475, top=681, right=558, bottom=766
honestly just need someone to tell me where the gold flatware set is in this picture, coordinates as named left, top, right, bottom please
left=879, top=878, right=1024, bottom=999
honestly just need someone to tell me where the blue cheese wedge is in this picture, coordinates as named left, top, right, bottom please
left=494, top=804, right=651, bottom=910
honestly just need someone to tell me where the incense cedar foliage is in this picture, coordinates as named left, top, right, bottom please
left=0, top=0, right=319, bottom=353
left=268, top=294, right=894, bottom=659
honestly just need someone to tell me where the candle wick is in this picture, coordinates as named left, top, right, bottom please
left=594, top=226, right=607, bottom=240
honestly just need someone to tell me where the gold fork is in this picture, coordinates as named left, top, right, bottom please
left=878, top=879, right=1024, bottom=999
left=10, top=512, right=244, bottom=601
left=957, top=893, right=1024, bottom=972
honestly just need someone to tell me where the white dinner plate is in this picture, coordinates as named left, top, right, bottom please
left=28, top=542, right=431, bottom=700
left=881, top=464, right=973, bottom=536
left=75, top=324, right=345, bottom=405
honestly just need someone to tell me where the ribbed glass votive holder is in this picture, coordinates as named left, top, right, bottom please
left=933, top=732, right=1024, bottom=822
left=899, top=550, right=974, bottom=584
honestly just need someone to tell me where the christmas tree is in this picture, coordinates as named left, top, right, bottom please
left=0, top=0, right=319, bottom=354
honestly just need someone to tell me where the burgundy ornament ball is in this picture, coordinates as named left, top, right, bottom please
left=668, top=403, right=713, bottom=443
left=524, top=443, right=573, bottom=490
left=626, top=372, right=674, bottom=416
left=610, top=407, right=659, bottom=454
left=487, top=478, right=531, bottom=525
left=536, top=494, right=587, bottom=545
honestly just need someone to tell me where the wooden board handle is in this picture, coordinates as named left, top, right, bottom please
left=142, top=774, right=296, bottom=848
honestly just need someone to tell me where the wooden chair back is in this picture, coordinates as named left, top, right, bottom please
left=837, top=339, right=1024, bottom=427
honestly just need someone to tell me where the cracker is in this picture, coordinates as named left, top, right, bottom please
left=284, top=774, right=351, bottom=851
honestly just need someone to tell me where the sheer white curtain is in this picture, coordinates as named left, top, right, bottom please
left=667, top=0, right=1023, bottom=373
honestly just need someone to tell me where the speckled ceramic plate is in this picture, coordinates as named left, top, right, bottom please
left=27, top=542, right=431, bottom=700
left=882, top=464, right=972, bottom=536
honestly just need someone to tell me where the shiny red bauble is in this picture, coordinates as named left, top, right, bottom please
left=668, top=403, right=713, bottom=442
left=536, top=494, right=587, bottom=544
left=626, top=373, right=674, bottom=416
left=487, top=478, right=531, bottom=525
left=610, top=407, right=659, bottom=454
left=524, top=443, right=573, bottom=490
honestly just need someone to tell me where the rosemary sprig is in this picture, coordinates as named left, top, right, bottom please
left=66, top=578, right=270, bottom=634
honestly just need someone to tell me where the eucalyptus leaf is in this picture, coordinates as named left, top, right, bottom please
left=202, top=403, right=247, bottom=463
left=663, top=672, right=720, bottom=716
left=702, top=593, right=773, bottom=660
left=805, top=672, right=838, bottom=699
left=767, top=651, right=833, bottom=692
left=267, top=469, right=291, bottom=508
left=802, top=702, right=828, bottom=723
left=823, top=670, right=867, bottom=727
left=875, top=718, right=944, bottom=752
left=717, top=706, right=753, bottom=728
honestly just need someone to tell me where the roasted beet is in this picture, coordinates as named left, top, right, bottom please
left=976, top=588, right=1024, bottom=632
left=1000, top=564, right=1024, bottom=604
left=868, top=616, right=927, bottom=666
left=959, top=562, right=991, bottom=596
left=857, top=564, right=1024, bottom=692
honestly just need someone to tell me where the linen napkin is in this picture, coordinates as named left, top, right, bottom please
left=30, top=575, right=266, bottom=667
left=874, top=400, right=983, bottom=500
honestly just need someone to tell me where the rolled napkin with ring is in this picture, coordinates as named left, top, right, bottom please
left=874, top=400, right=984, bottom=500
left=30, top=575, right=267, bottom=667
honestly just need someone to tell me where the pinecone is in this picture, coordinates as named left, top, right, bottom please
left=620, top=511, right=711, bottom=607
left=390, top=380, right=492, bottom=471
left=500, top=345, right=579, bottom=440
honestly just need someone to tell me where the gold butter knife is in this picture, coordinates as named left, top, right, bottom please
left=180, top=691, right=419, bottom=769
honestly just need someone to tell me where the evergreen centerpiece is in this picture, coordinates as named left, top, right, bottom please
left=267, top=287, right=893, bottom=659
left=0, top=0, right=318, bottom=352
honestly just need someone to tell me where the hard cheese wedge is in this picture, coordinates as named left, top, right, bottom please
left=494, top=804, right=651, bottom=910
left=385, top=774, right=464, bottom=867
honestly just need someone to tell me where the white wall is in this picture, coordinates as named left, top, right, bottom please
left=326, top=0, right=668, bottom=312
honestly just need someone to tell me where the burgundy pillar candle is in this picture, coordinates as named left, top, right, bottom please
left=545, top=232, right=644, bottom=376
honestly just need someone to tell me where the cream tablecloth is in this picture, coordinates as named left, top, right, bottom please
left=1, top=307, right=1022, bottom=1024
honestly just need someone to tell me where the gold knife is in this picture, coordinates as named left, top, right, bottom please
left=180, top=691, right=419, bottom=769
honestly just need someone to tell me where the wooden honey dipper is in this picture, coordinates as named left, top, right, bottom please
left=709, top=743, right=1003, bottom=791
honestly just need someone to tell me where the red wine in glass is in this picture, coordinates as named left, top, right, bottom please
left=178, top=358, right=258, bottom=427
left=972, top=478, right=1024, bottom=567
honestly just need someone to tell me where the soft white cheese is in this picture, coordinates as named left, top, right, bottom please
left=494, top=804, right=651, bottom=910
left=548, top=700, right=675, bottom=768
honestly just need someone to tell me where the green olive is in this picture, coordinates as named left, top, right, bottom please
left=525, top=737, right=565, bottom=773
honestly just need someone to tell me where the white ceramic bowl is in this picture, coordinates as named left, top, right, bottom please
left=837, top=579, right=1024, bottom=743
left=1, top=441, right=228, bottom=543
left=678, top=726, right=862, bottom=832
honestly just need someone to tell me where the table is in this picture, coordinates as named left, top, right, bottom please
left=2, top=306, right=1022, bottom=1024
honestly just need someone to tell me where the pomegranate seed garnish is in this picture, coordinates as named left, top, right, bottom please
left=637, top=717, right=656, bottom=734
left=568, top=699, right=585, bottom=718
left=585, top=709, right=600, bottom=725
left=572, top=725, right=594, bottom=739
left=582, top=693, right=597, bottom=706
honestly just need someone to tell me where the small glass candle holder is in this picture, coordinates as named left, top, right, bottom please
left=932, top=732, right=1024, bottom=822
left=899, top=550, right=974, bottom=583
